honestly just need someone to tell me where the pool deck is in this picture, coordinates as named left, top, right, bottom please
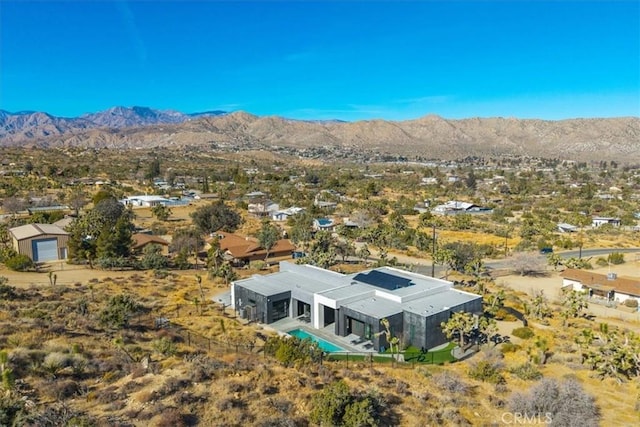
left=265, top=317, right=378, bottom=353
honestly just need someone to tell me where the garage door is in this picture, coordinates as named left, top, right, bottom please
left=32, top=238, right=58, bottom=262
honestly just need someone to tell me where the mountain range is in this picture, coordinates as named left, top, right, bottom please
left=1, top=106, right=638, bottom=162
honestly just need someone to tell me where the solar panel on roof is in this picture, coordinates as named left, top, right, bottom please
left=353, top=270, right=414, bottom=291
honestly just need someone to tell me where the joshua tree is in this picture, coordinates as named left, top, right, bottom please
left=524, top=290, right=552, bottom=320
left=376, top=318, right=401, bottom=361
left=441, top=311, right=477, bottom=349
left=560, top=289, right=588, bottom=325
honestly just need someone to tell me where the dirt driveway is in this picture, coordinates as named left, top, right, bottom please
left=0, top=262, right=143, bottom=289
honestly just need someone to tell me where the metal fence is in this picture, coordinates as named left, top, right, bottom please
left=131, top=306, right=459, bottom=368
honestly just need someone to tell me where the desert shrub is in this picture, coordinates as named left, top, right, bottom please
left=216, top=397, right=245, bottom=410
left=595, top=257, right=608, bottom=267
left=378, top=377, right=396, bottom=388
left=152, top=408, right=188, bottom=427
left=152, top=338, right=177, bottom=357
left=153, top=269, right=170, bottom=279
left=309, top=380, right=386, bottom=427
left=266, top=397, right=293, bottom=414
left=250, top=260, right=266, bottom=271
left=264, top=335, right=323, bottom=367
left=49, top=380, right=80, bottom=400
left=136, top=390, right=158, bottom=404
left=260, top=384, right=279, bottom=395
left=494, top=308, right=517, bottom=321
left=95, top=257, right=134, bottom=270
left=467, top=348, right=505, bottom=384
left=607, top=252, right=625, bottom=265
left=159, top=377, right=190, bottom=398
left=5, top=254, right=34, bottom=271
left=255, top=417, right=299, bottom=427
left=509, top=362, right=543, bottom=381
left=96, top=386, right=127, bottom=404
left=500, top=342, right=521, bottom=354
left=512, top=327, right=535, bottom=339
left=0, top=279, right=18, bottom=300
left=432, top=372, right=471, bottom=395
left=508, top=378, right=599, bottom=427
left=395, top=380, right=410, bottom=395
left=175, top=390, right=206, bottom=405
left=623, top=299, right=638, bottom=308
left=226, top=381, right=247, bottom=393
left=468, top=359, right=505, bottom=384
left=99, top=294, right=143, bottom=329
left=151, top=223, right=168, bottom=236
left=140, top=245, right=169, bottom=270
left=0, top=393, right=26, bottom=427
left=41, top=352, right=75, bottom=378
left=18, top=402, right=94, bottom=427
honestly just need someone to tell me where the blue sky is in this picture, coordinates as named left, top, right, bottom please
left=1, top=1, right=638, bottom=121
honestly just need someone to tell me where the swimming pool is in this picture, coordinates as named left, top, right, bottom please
left=287, top=329, right=345, bottom=353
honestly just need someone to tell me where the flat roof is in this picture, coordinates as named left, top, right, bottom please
left=234, top=267, right=345, bottom=297
left=343, top=296, right=403, bottom=318
left=404, top=289, right=482, bottom=316
left=233, top=262, right=482, bottom=319
left=319, top=282, right=374, bottom=301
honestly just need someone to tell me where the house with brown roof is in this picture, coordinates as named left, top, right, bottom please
left=132, top=234, right=170, bottom=255
left=214, top=231, right=295, bottom=265
left=560, top=268, right=640, bottom=305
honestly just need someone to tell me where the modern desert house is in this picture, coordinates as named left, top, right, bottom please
left=231, top=262, right=482, bottom=351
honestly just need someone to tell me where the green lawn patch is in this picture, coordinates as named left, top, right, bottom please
left=326, top=342, right=456, bottom=365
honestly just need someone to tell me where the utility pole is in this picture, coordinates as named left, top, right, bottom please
left=431, top=224, right=436, bottom=278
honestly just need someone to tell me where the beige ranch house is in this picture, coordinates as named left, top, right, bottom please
left=561, top=268, right=640, bottom=306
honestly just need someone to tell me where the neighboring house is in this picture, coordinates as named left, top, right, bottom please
left=420, top=177, right=438, bottom=185
left=272, top=207, right=305, bottom=222
left=132, top=234, right=170, bottom=255
left=27, top=205, right=69, bottom=215
left=314, top=200, right=338, bottom=210
left=560, top=268, right=640, bottom=305
left=591, top=217, right=621, bottom=228
left=340, top=218, right=360, bottom=229
left=121, top=195, right=171, bottom=207
left=245, top=191, right=267, bottom=199
left=121, top=195, right=189, bottom=207
left=248, top=200, right=279, bottom=217
left=432, top=201, right=492, bottom=215
left=313, top=218, right=335, bottom=232
left=215, top=231, right=295, bottom=265
left=413, top=200, right=431, bottom=213
left=232, top=262, right=482, bottom=351
left=557, top=223, right=578, bottom=233
left=9, top=223, right=69, bottom=262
